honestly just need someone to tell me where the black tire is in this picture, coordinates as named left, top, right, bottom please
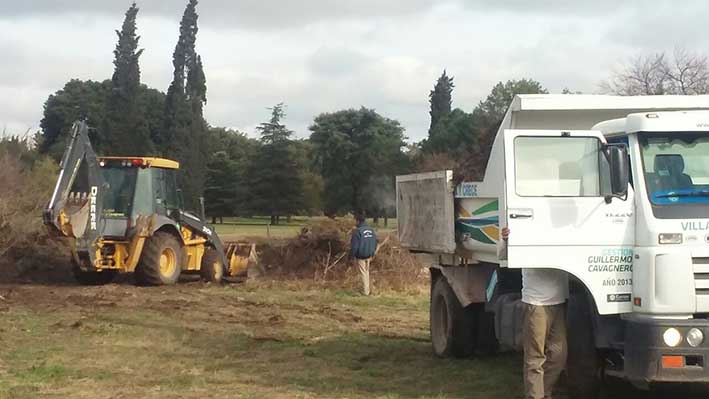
left=200, top=247, right=224, bottom=283
left=72, top=265, right=116, bottom=285
left=567, top=293, right=602, bottom=399
left=430, top=276, right=476, bottom=358
left=475, top=305, right=499, bottom=356
left=135, top=232, right=184, bottom=286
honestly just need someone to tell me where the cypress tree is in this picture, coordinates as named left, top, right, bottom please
left=103, top=2, right=152, bottom=155
left=428, top=70, right=454, bottom=137
left=161, top=0, right=207, bottom=210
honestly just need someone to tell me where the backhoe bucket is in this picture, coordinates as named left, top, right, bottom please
left=225, top=242, right=257, bottom=277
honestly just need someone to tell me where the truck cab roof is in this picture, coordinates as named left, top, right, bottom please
left=504, top=94, right=709, bottom=132
left=593, top=110, right=709, bottom=137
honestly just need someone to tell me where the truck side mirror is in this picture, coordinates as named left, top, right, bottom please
left=605, top=145, right=629, bottom=203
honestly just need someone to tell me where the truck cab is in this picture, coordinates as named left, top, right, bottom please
left=594, top=112, right=709, bottom=386
left=396, top=95, right=709, bottom=395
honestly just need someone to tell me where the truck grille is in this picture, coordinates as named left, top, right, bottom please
left=694, top=257, right=709, bottom=295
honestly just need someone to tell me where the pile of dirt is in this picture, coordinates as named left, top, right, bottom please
left=257, top=218, right=426, bottom=292
left=0, top=237, right=73, bottom=284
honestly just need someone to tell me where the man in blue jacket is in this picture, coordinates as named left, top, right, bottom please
left=350, top=211, right=378, bottom=295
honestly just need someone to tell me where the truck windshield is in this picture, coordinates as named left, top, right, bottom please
left=101, top=167, right=138, bottom=217
left=640, top=132, right=709, bottom=205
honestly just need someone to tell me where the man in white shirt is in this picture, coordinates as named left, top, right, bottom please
left=501, top=227, right=568, bottom=399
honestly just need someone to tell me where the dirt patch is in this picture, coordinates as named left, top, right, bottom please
left=0, top=236, right=73, bottom=285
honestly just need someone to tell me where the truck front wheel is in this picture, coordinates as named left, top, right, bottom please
left=566, top=293, right=602, bottom=399
left=430, top=276, right=475, bottom=357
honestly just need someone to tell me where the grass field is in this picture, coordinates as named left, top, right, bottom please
left=0, top=280, right=523, bottom=399
left=214, top=216, right=397, bottom=241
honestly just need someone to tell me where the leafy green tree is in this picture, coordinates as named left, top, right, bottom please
left=301, top=171, right=324, bottom=216
left=249, top=104, right=305, bottom=224
left=103, top=2, right=152, bottom=156
left=309, top=107, right=407, bottom=216
left=429, top=70, right=454, bottom=137
left=415, top=78, right=547, bottom=181
left=161, top=0, right=208, bottom=210
left=458, top=78, right=547, bottom=180
left=473, top=79, right=548, bottom=127
left=204, top=151, right=238, bottom=223
left=38, top=80, right=165, bottom=161
left=424, top=108, right=475, bottom=154
left=140, top=84, right=167, bottom=149
left=204, top=127, right=258, bottom=220
left=291, top=139, right=324, bottom=216
left=39, top=79, right=111, bottom=160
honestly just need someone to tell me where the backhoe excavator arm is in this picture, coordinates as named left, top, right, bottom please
left=43, top=121, right=106, bottom=263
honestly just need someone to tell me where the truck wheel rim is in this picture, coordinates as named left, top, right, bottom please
left=160, top=248, right=177, bottom=276
left=212, top=261, right=222, bottom=280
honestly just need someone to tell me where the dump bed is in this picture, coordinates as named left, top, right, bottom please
left=396, top=171, right=456, bottom=254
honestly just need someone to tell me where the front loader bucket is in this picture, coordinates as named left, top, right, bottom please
left=225, top=242, right=257, bottom=277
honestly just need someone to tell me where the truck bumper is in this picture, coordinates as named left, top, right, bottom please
left=624, top=317, right=709, bottom=385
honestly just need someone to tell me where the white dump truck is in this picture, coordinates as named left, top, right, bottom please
left=397, top=94, right=709, bottom=396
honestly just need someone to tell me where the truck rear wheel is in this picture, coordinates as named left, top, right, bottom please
left=136, top=232, right=184, bottom=286
left=430, top=277, right=475, bottom=357
left=474, top=304, right=499, bottom=356
left=200, top=247, right=224, bottom=283
left=567, top=293, right=602, bottom=399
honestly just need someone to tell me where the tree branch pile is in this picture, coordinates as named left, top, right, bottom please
left=256, top=218, right=426, bottom=292
left=0, top=151, right=68, bottom=281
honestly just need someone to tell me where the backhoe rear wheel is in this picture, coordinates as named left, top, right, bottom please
left=200, top=247, right=224, bottom=283
left=136, top=232, right=184, bottom=286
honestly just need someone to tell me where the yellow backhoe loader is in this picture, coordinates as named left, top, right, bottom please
left=43, top=120, right=255, bottom=285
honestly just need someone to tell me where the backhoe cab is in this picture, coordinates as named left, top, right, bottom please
left=44, top=121, right=255, bottom=285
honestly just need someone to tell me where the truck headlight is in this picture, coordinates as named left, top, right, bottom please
left=687, top=328, right=704, bottom=347
left=659, top=233, right=683, bottom=244
left=663, top=328, right=682, bottom=347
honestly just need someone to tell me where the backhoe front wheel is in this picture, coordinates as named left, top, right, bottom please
left=136, top=232, right=184, bottom=286
left=200, top=248, right=224, bottom=283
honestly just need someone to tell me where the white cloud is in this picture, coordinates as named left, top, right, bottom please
left=2, top=1, right=709, bottom=142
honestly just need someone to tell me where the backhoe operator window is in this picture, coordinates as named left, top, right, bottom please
left=102, top=168, right=138, bottom=217
left=152, top=169, right=180, bottom=212
left=514, top=136, right=601, bottom=197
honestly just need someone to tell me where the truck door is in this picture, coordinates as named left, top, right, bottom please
left=503, top=129, right=635, bottom=314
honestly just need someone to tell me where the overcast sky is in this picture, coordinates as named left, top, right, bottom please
left=0, top=0, right=706, bottom=142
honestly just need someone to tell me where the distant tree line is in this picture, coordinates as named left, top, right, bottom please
left=31, top=2, right=709, bottom=225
